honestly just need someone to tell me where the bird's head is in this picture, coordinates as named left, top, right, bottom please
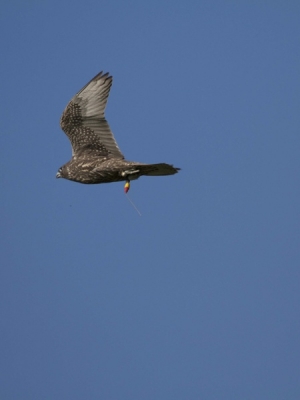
left=56, top=165, right=67, bottom=179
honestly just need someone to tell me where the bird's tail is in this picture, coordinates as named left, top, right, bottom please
left=138, top=163, right=180, bottom=176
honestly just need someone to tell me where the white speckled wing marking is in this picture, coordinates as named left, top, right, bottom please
left=60, top=72, right=124, bottom=159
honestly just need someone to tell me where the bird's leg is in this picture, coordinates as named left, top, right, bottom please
left=121, top=169, right=140, bottom=177
left=121, top=169, right=140, bottom=185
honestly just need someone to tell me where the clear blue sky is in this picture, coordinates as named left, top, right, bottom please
left=1, top=1, right=300, bottom=399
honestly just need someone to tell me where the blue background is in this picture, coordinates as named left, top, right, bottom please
left=1, top=1, right=300, bottom=399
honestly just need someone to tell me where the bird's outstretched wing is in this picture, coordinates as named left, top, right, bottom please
left=60, top=71, right=124, bottom=159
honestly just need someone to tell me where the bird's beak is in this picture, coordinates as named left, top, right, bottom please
left=56, top=172, right=61, bottom=179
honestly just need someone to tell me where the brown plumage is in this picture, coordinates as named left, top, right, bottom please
left=56, top=71, right=180, bottom=185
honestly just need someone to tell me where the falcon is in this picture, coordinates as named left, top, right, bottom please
left=56, top=71, right=180, bottom=191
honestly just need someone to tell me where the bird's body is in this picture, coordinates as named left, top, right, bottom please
left=57, top=71, right=180, bottom=186
left=58, top=157, right=178, bottom=185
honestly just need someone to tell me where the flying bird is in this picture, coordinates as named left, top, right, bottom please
left=57, top=71, right=180, bottom=191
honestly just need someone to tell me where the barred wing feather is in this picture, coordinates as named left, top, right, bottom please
left=60, top=72, right=124, bottom=159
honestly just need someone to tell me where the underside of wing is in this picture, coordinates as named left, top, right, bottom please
left=60, top=72, right=124, bottom=159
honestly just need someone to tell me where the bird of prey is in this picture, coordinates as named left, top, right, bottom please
left=57, top=71, right=180, bottom=191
